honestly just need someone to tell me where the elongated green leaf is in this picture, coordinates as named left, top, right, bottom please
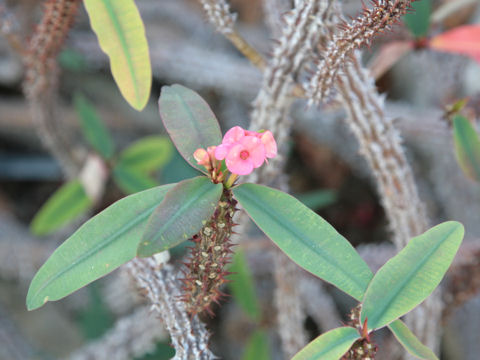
left=389, top=320, right=438, bottom=360
left=158, top=85, right=222, bottom=172
left=113, top=165, right=158, bottom=194
left=453, top=114, right=480, bottom=182
left=243, top=330, right=270, bottom=360
left=27, top=184, right=175, bottom=310
left=138, top=176, right=222, bottom=257
left=233, top=184, right=373, bottom=301
left=403, top=0, right=431, bottom=38
left=116, top=136, right=173, bottom=172
left=229, top=249, right=261, bottom=322
left=293, top=327, right=359, bottom=360
left=84, top=0, right=151, bottom=110
left=361, top=221, right=464, bottom=330
left=75, top=93, right=115, bottom=159
left=31, top=180, right=91, bottom=236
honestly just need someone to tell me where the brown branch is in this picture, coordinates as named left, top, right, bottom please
left=306, top=0, right=412, bottom=103
left=23, top=0, right=83, bottom=178
left=198, top=0, right=266, bottom=68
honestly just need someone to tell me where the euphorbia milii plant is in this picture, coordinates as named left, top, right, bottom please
left=27, top=84, right=464, bottom=360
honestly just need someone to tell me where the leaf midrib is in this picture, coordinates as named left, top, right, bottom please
left=365, top=225, right=458, bottom=328
left=101, top=0, right=140, bottom=102
left=149, top=180, right=220, bottom=244
left=172, top=90, right=213, bottom=151
left=29, top=196, right=164, bottom=305
left=235, top=185, right=369, bottom=300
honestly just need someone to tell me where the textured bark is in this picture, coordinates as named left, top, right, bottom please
left=336, top=54, right=429, bottom=248
left=306, top=0, right=412, bottom=103
left=69, top=307, right=168, bottom=360
left=128, top=257, right=215, bottom=360
left=336, top=53, right=436, bottom=356
left=23, top=0, right=83, bottom=178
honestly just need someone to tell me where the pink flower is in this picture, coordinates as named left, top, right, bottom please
left=225, top=136, right=265, bottom=175
left=259, top=131, right=277, bottom=159
left=215, top=126, right=245, bottom=160
left=213, top=126, right=278, bottom=176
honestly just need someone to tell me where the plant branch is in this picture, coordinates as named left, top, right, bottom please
left=69, top=306, right=168, bottom=360
left=198, top=0, right=266, bottom=69
left=306, top=0, right=412, bottom=104
left=23, top=0, right=84, bottom=178
left=127, top=256, right=215, bottom=360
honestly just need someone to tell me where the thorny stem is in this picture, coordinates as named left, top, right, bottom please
left=180, top=189, right=237, bottom=315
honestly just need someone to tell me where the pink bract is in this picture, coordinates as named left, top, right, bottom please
left=225, top=136, right=265, bottom=175
left=260, top=131, right=277, bottom=158
left=213, top=126, right=277, bottom=175
left=214, top=126, right=245, bottom=160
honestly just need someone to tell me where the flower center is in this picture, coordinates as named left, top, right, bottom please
left=240, top=150, right=249, bottom=160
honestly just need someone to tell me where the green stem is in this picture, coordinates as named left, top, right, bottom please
left=224, top=173, right=238, bottom=189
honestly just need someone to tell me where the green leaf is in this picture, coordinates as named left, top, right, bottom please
left=243, top=330, right=270, bottom=360
left=116, top=136, right=173, bottom=173
left=158, top=85, right=222, bottom=172
left=74, top=93, right=115, bottom=159
left=295, top=189, right=337, bottom=210
left=27, top=184, right=175, bottom=310
left=229, top=249, right=261, bottom=322
left=361, top=221, right=464, bottom=330
left=453, top=114, right=480, bottom=182
left=83, top=0, right=151, bottom=110
left=31, top=180, right=92, bottom=236
left=389, top=320, right=438, bottom=360
left=403, top=0, right=431, bottom=38
left=138, top=176, right=222, bottom=257
left=232, top=184, right=373, bottom=301
left=113, top=165, right=159, bottom=194
left=292, top=327, right=360, bottom=360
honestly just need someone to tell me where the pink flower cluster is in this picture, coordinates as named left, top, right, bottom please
left=214, top=126, right=277, bottom=175
left=194, top=126, right=277, bottom=177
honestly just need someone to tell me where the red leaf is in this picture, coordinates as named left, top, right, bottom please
left=429, top=25, right=480, bottom=62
